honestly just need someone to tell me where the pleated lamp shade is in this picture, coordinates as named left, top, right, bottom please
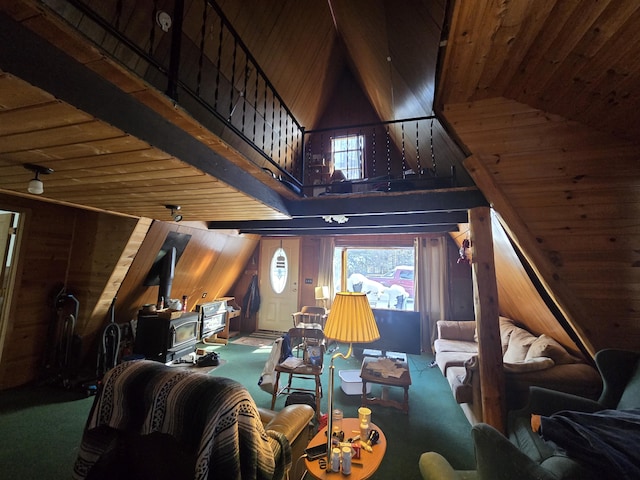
left=323, top=292, right=380, bottom=343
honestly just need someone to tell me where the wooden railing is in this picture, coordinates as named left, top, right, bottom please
left=47, top=0, right=454, bottom=195
left=54, top=0, right=304, bottom=188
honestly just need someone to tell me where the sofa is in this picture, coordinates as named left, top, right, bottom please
left=72, top=359, right=315, bottom=480
left=419, top=348, right=640, bottom=480
left=433, top=318, right=602, bottom=411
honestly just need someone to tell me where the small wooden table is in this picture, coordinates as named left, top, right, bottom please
left=360, top=357, right=412, bottom=414
left=304, top=418, right=386, bottom=479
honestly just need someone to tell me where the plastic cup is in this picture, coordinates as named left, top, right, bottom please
left=358, top=406, right=371, bottom=424
left=332, top=408, right=343, bottom=434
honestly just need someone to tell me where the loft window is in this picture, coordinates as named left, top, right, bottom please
left=331, top=134, right=364, bottom=180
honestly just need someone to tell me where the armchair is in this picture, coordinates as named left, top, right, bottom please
left=73, top=360, right=314, bottom=480
left=271, top=327, right=324, bottom=418
left=420, top=349, right=640, bottom=480
left=291, top=305, right=327, bottom=328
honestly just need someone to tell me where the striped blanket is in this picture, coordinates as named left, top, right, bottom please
left=73, top=360, right=290, bottom=480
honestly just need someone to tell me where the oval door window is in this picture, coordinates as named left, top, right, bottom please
left=270, top=247, right=288, bottom=294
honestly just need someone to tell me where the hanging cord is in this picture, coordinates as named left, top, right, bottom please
left=385, top=127, right=391, bottom=190
left=401, top=123, right=407, bottom=176
left=429, top=116, right=438, bottom=176
left=416, top=121, right=422, bottom=175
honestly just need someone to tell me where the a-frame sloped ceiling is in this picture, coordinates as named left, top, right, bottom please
left=438, top=1, right=640, bottom=355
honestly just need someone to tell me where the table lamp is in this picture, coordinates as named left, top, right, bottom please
left=314, top=285, right=329, bottom=308
left=323, top=292, right=380, bottom=468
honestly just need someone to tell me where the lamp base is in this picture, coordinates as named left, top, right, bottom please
left=326, top=343, right=354, bottom=470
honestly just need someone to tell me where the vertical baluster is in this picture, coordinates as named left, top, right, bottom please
left=252, top=71, right=259, bottom=144
left=115, top=0, right=123, bottom=30
left=196, top=0, right=207, bottom=96
left=149, top=0, right=158, bottom=56
left=241, top=55, right=249, bottom=136
left=284, top=114, right=289, bottom=173
left=262, top=83, right=268, bottom=154
left=214, top=16, right=224, bottom=111
left=229, top=38, right=238, bottom=120
left=166, top=0, right=184, bottom=100
left=271, top=94, right=276, bottom=158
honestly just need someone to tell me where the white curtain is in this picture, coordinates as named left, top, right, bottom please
left=415, top=236, right=450, bottom=352
left=317, top=237, right=335, bottom=309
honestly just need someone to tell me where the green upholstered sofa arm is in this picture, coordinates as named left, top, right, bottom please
left=595, top=348, right=640, bottom=409
left=419, top=452, right=477, bottom=480
left=472, top=424, right=558, bottom=480
left=517, top=386, right=603, bottom=417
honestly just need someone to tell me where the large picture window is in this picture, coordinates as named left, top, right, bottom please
left=333, top=246, right=415, bottom=311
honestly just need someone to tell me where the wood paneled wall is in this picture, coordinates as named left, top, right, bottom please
left=115, top=221, right=259, bottom=324
left=0, top=193, right=259, bottom=389
left=0, top=193, right=144, bottom=388
left=444, top=97, right=640, bottom=355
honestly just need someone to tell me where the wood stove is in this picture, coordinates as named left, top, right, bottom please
left=134, top=310, right=200, bottom=363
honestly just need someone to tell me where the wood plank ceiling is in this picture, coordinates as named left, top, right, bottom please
left=0, top=0, right=475, bottom=229
left=1, top=0, right=639, bottom=352
left=438, top=0, right=640, bottom=353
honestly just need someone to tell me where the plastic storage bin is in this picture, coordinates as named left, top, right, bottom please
left=339, top=369, right=372, bottom=395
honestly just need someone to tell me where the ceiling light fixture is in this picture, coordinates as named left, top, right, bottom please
left=24, top=163, right=54, bottom=195
left=165, top=205, right=183, bottom=222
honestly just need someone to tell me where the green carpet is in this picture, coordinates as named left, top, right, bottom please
left=0, top=338, right=475, bottom=479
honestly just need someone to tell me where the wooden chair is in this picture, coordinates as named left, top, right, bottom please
left=270, top=327, right=324, bottom=418
left=291, top=306, right=327, bottom=329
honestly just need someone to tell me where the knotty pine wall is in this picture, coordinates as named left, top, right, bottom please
left=0, top=193, right=259, bottom=389
left=116, top=221, right=259, bottom=324
left=444, top=97, right=640, bottom=355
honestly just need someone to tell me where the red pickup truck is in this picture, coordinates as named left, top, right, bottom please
left=366, top=266, right=414, bottom=297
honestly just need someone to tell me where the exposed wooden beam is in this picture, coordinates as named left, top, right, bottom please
left=212, top=224, right=459, bottom=236
left=469, top=206, right=505, bottom=433
left=207, top=211, right=468, bottom=231
left=286, top=187, right=488, bottom=217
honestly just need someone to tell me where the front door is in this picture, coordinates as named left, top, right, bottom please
left=257, top=238, right=300, bottom=332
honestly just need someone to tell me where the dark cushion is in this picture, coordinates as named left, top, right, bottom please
left=618, top=361, right=640, bottom=409
left=87, top=431, right=195, bottom=480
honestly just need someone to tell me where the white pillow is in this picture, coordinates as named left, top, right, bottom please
left=503, top=356, right=555, bottom=373
left=525, top=334, right=579, bottom=365
left=502, top=327, right=538, bottom=363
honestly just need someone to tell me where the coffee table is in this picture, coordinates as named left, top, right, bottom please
left=360, top=356, right=412, bottom=413
left=304, top=418, right=386, bottom=479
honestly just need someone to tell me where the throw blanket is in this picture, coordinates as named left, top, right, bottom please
left=258, top=337, right=283, bottom=394
left=540, top=408, right=640, bottom=480
left=73, top=360, right=289, bottom=480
